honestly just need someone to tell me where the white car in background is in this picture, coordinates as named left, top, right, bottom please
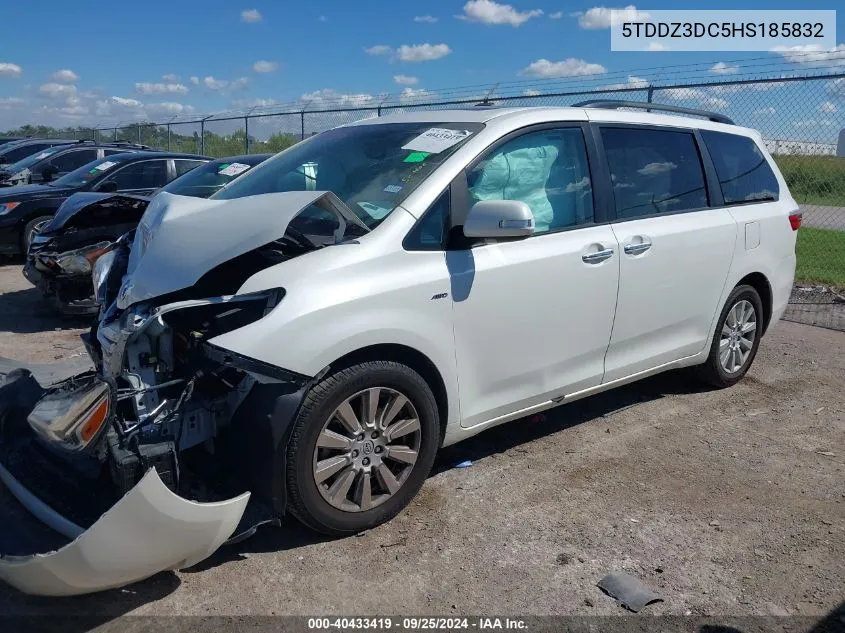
left=0, top=101, right=799, bottom=595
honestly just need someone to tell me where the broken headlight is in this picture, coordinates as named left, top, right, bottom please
left=55, top=241, right=113, bottom=275
left=92, top=248, right=118, bottom=304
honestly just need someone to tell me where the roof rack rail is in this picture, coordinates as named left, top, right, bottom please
left=573, top=100, right=735, bottom=125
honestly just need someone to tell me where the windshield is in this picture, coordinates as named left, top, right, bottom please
left=159, top=158, right=265, bottom=198
left=212, top=121, right=484, bottom=227
left=5, top=147, right=61, bottom=173
left=51, top=155, right=126, bottom=188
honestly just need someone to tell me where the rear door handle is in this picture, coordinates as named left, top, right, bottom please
left=581, top=248, right=614, bottom=264
left=623, top=241, right=652, bottom=255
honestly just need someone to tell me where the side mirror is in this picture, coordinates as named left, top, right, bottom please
left=41, top=165, right=58, bottom=182
left=463, top=200, right=535, bottom=239
left=98, top=180, right=118, bottom=193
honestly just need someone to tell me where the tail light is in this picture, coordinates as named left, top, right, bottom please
left=788, top=211, right=802, bottom=231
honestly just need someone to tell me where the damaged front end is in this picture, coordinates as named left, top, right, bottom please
left=25, top=193, right=151, bottom=315
left=1, top=191, right=364, bottom=595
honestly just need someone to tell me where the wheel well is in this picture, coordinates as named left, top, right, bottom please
left=736, top=272, right=773, bottom=333
left=327, top=344, right=449, bottom=445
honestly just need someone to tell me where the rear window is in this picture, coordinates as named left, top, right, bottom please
left=601, top=127, right=708, bottom=218
left=701, top=131, right=779, bottom=204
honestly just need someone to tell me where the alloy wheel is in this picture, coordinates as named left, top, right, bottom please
left=312, top=387, right=422, bottom=512
left=719, top=299, right=757, bottom=374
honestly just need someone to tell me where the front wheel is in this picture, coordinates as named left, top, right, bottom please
left=697, top=284, right=764, bottom=388
left=286, top=360, right=441, bottom=535
left=22, top=215, right=53, bottom=252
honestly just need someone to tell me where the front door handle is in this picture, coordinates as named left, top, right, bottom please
left=623, top=241, right=652, bottom=255
left=581, top=248, right=614, bottom=264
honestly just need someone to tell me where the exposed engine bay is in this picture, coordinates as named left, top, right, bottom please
left=0, top=190, right=369, bottom=595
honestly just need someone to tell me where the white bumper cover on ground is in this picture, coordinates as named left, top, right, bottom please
left=0, top=467, right=249, bottom=596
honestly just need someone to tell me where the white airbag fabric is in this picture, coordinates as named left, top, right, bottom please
left=0, top=469, right=249, bottom=596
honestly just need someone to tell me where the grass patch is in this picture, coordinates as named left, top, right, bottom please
left=773, top=154, right=845, bottom=206
left=795, top=226, right=845, bottom=287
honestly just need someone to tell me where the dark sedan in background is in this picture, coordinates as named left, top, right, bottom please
left=0, top=150, right=209, bottom=256
left=24, top=153, right=269, bottom=314
left=0, top=138, right=82, bottom=165
left=0, top=140, right=150, bottom=187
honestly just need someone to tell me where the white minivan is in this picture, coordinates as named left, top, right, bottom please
left=0, top=102, right=799, bottom=595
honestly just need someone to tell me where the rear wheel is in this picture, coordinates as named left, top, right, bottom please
left=286, top=360, right=440, bottom=535
left=22, top=215, right=52, bottom=252
left=697, top=285, right=763, bottom=388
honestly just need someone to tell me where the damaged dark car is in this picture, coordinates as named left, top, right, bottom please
left=25, top=154, right=268, bottom=315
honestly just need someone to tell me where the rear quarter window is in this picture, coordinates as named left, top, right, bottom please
left=700, top=130, right=779, bottom=204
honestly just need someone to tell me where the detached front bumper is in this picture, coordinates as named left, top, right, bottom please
left=0, top=370, right=251, bottom=597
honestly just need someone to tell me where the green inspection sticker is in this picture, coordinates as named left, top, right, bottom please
left=403, top=151, right=430, bottom=163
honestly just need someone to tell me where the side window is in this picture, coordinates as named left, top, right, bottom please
left=104, top=149, right=128, bottom=156
left=175, top=159, right=206, bottom=177
left=466, top=128, right=594, bottom=233
left=50, top=149, right=98, bottom=172
left=404, top=190, right=449, bottom=251
left=5, top=143, right=50, bottom=162
left=107, top=160, right=168, bottom=190
left=601, top=127, right=708, bottom=218
left=701, top=131, right=779, bottom=204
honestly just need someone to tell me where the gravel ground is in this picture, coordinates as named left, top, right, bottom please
left=0, top=258, right=843, bottom=621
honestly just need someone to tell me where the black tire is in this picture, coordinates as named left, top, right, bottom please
left=22, top=215, right=53, bottom=253
left=286, top=360, right=440, bottom=535
left=697, top=284, right=764, bottom=388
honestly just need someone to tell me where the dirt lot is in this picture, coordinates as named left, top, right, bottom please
left=0, top=259, right=843, bottom=621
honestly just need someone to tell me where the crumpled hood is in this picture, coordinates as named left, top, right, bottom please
left=120, top=190, right=363, bottom=307
left=44, top=192, right=151, bottom=233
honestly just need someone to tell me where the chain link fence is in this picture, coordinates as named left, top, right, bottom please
left=62, top=72, right=843, bottom=330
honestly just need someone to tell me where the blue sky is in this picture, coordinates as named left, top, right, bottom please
left=0, top=1, right=843, bottom=137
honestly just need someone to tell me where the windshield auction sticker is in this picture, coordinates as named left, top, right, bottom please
left=611, top=10, right=835, bottom=51
left=402, top=128, right=472, bottom=154
left=218, top=162, right=251, bottom=177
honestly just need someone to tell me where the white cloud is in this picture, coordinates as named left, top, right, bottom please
left=710, top=62, right=739, bottom=74
left=202, top=76, right=249, bottom=92
left=51, top=69, right=78, bottom=83
left=0, top=62, right=22, bottom=78
left=396, top=43, right=452, bottom=62
left=647, top=41, right=668, bottom=51
left=365, top=45, right=393, bottom=56
left=0, top=97, right=25, bottom=108
left=147, top=102, right=196, bottom=116
left=38, top=82, right=78, bottom=99
left=662, top=87, right=728, bottom=109
left=459, top=0, right=543, bottom=27
left=414, top=15, right=438, bottom=23
left=399, top=87, right=436, bottom=103
left=754, top=107, right=776, bottom=115
left=522, top=58, right=606, bottom=78
left=318, top=15, right=327, bottom=22
left=826, top=78, right=845, bottom=97
left=603, top=75, right=649, bottom=90
left=189, top=76, right=200, bottom=85
left=394, top=75, right=419, bottom=85
left=523, top=89, right=542, bottom=96
left=773, top=44, right=845, bottom=66
left=240, top=8, right=262, bottom=23
left=252, top=60, right=278, bottom=73
left=135, top=82, right=189, bottom=95
left=577, top=5, right=649, bottom=29
left=549, top=11, right=563, bottom=19
left=638, top=161, right=676, bottom=176
left=162, top=73, right=180, bottom=81
left=819, top=101, right=838, bottom=113
left=231, top=98, right=279, bottom=109
left=111, top=96, right=143, bottom=108
left=300, top=88, right=376, bottom=109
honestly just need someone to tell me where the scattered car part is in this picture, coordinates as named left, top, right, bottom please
left=597, top=572, right=664, bottom=612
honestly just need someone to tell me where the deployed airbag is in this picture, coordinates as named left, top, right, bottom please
left=0, top=468, right=249, bottom=596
